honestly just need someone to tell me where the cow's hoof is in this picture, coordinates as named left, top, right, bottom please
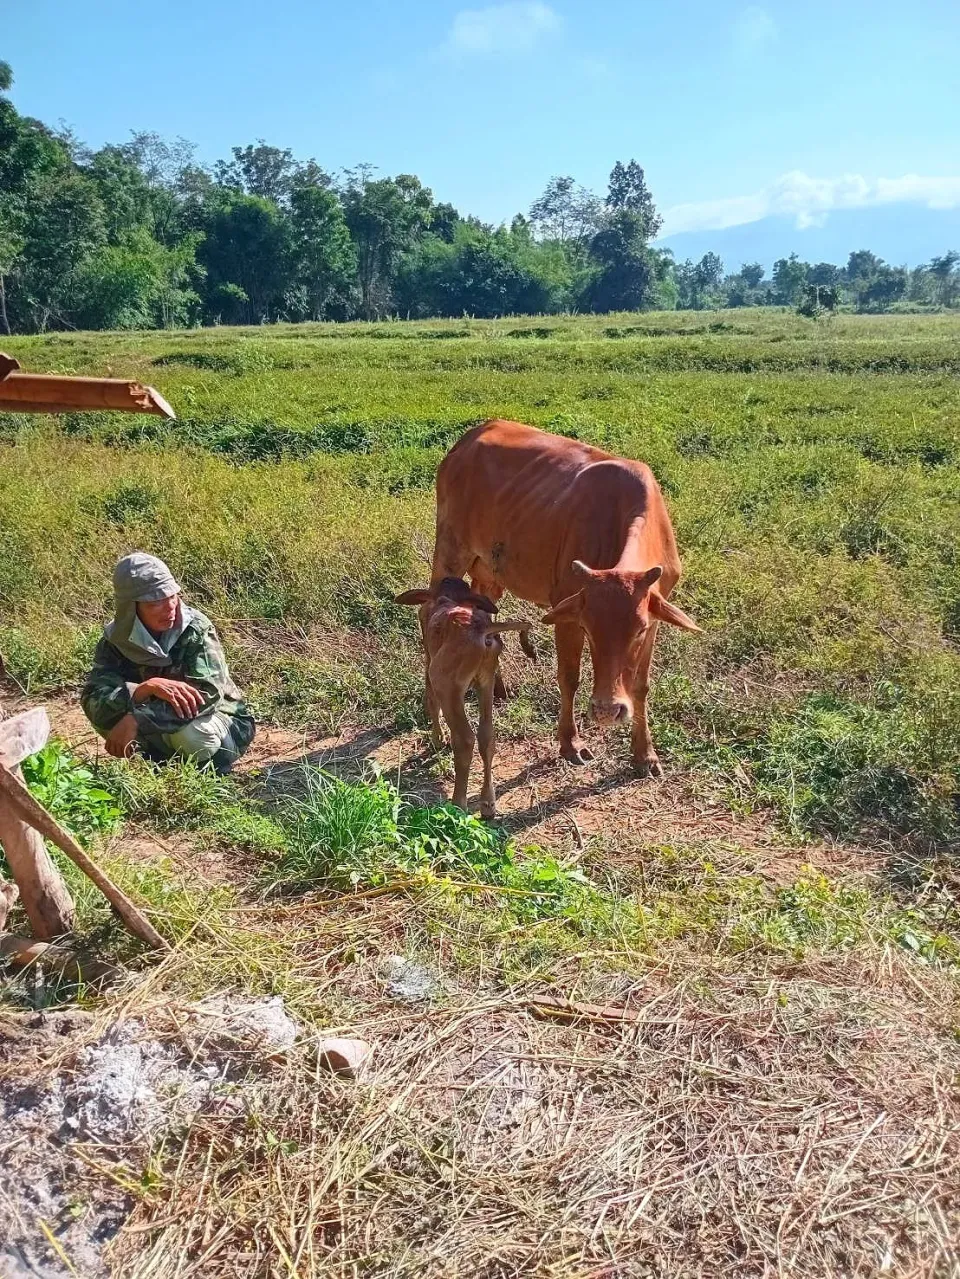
left=480, top=803, right=497, bottom=821
left=634, top=756, right=663, bottom=778
left=561, top=741, right=594, bottom=765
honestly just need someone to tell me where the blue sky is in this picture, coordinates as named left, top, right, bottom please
left=5, top=0, right=959, bottom=254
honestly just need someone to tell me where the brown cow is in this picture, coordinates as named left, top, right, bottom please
left=395, top=577, right=535, bottom=818
left=429, top=420, right=700, bottom=775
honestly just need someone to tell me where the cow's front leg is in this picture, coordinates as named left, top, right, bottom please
left=555, top=622, right=593, bottom=764
left=631, top=621, right=662, bottom=777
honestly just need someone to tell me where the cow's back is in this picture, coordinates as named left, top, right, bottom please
left=435, top=420, right=677, bottom=606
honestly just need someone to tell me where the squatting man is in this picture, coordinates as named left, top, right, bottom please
left=81, top=552, right=255, bottom=771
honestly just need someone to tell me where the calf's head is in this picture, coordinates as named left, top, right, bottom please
left=541, top=561, right=699, bottom=725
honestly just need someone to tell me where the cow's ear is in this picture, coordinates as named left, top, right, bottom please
left=541, top=590, right=585, bottom=625
left=635, top=565, right=664, bottom=592
left=649, top=594, right=701, bottom=633
left=394, top=589, right=432, bottom=606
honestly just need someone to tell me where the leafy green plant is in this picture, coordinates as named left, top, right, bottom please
left=20, top=740, right=122, bottom=844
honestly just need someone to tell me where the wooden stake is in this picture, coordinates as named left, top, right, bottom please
left=0, top=762, right=169, bottom=951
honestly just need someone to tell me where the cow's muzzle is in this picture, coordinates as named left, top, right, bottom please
left=590, top=698, right=632, bottom=726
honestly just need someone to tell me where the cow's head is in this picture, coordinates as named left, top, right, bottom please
left=541, top=561, right=699, bottom=725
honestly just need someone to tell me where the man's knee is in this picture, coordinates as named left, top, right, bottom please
left=165, top=715, right=229, bottom=763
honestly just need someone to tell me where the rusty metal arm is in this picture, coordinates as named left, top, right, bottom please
left=0, top=353, right=175, bottom=419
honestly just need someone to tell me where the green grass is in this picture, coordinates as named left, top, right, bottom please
left=9, top=748, right=956, bottom=987
left=1, top=308, right=959, bottom=845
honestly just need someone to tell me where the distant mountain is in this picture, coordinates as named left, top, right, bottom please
left=657, top=204, right=960, bottom=273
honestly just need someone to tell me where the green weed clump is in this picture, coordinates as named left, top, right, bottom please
left=20, top=740, right=122, bottom=843
left=264, top=768, right=959, bottom=972
left=271, top=766, right=596, bottom=920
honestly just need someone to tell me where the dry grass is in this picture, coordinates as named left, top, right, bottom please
left=88, top=903, right=960, bottom=1279
left=2, top=737, right=959, bottom=1277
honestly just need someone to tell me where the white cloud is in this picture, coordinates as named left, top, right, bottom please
left=733, top=5, right=777, bottom=54
left=661, top=171, right=960, bottom=236
left=441, top=2, right=562, bottom=57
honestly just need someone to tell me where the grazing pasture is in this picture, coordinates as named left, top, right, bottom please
left=1, top=308, right=959, bottom=1278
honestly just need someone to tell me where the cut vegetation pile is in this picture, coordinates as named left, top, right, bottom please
left=1, top=308, right=959, bottom=1277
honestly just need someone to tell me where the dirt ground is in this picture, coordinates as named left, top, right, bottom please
left=12, top=688, right=878, bottom=890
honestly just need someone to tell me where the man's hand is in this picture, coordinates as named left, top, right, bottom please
left=133, top=677, right=205, bottom=719
left=104, top=713, right=139, bottom=759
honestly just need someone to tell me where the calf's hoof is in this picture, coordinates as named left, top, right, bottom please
left=634, top=755, right=664, bottom=779
left=560, top=740, right=594, bottom=765
left=480, top=801, right=497, bottom=821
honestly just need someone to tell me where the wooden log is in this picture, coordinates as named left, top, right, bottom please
left=0, top=761, right=169, bottom=951
left=0, top=711, right=76, bottom=940
left=0, top=371, right=175, bottom=418
left=0, top=878, right=18, bottom=930
left=0, top=708, right=51, bottom=767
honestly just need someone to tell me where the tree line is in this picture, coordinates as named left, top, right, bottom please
left=1, top=61, right=957, bottom=333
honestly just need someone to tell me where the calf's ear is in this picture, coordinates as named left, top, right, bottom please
left=541, top=590, right=585, bottom=625
left=394, top=589, right=432, bottom=606
left=649, top=594, right=701, bottom=633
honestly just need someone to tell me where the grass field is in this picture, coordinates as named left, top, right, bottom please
left=1, top=308, right=960, bottom=1277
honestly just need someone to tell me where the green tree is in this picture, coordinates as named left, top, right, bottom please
left=676, top=253, right=725, bottom=309
left=858, top=265, right=907, bottom=312
left=215, top=141, right=308, bottom=205
left=741, top=262, right=765, bottom=288
left=606, top=160, right=662, bottom=238
left=73, top=228, right=202, bottom=329
left=342, top=173, right=433, bottom=318
left=9, top=169, right=105, bottom=331
left=529, top=175, right=602, bottom=261
left=928, top=251, right=960, bottom=308
left=85, top=146, right=157, bottom=243
left=808, top=261, right=841, bottom=287
left=580, top=161, right=664, bottom=312
left=772, top=253, right=809, bottom=305
left=583, top=212, right=657, bottom=312
left=198, top=191, right=291, bottom=323
left=289, top=184, right=356, bottom=319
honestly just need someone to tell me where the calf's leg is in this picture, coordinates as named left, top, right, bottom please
left=475, top=674, right=497, bottom=819
left=419, top=612, right=444, bottom=749
left=438, top=690, right=475, bottom=811
left=631, top=621, right=662, bottom=777
left=555, top=622, right=593, bottom=764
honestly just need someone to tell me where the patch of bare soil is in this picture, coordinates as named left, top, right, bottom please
left=239, top=716, right=879, bottom=886
left=0, top=684, right=884, bottom=887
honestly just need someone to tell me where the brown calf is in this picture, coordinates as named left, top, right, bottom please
left=395, top=577, right=534, bottom=819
